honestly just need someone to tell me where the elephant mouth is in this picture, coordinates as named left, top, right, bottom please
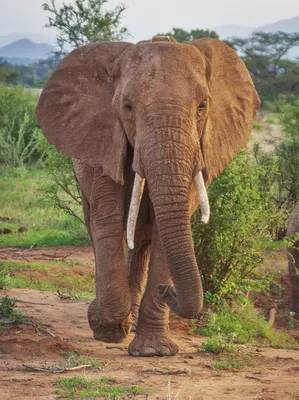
left=127, top=170, right=210, bottom=250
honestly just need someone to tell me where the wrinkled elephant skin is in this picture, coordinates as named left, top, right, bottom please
left=36, top=36, right=260, bottom=356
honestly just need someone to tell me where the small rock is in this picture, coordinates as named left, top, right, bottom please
left=18, top=227, right=28, bottom=233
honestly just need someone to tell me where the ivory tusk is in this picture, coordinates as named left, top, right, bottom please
left=194, top=171, right=210, bottom=224
left=127, top=174, right=145, bottom=250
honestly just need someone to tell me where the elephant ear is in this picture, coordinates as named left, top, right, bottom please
left=36, top=42, right=133, bottom=184
left=188, top=38, right=261, bottom=185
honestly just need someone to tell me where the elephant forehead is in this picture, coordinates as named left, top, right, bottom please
left=116, top=43, right=208, bottom=100
left=120, top=43, right=206, bottom=78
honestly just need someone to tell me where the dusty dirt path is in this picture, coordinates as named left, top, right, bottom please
left=1, top=247, right=299, bottom=399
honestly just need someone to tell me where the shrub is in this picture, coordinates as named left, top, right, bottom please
left=192, top=302, right=298, bottom=348
left=0, top=295, right=20, bottom=320
left=192, top=153, right=283, bottom=300
left=0, top=273, right=13, bottom=290
left=0, top=85, right=42, bottom=166
left=281, top=97, right=299, bottom=138
left=36, top=131, right=85, bottom=226
left=202, top=335, right=237, bottom=354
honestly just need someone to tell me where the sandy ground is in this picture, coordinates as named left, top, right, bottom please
left=0, top=246, right=299, bottom=400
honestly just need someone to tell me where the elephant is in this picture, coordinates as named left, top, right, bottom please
left=286, top=204, right=299, bottom=317
left=36, top=35, right=260, bottom=356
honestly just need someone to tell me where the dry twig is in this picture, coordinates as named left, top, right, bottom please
left=141, top=368, right=189, bottom=375
left=23, top=364, right=92, bottom=373
left=2, top=319, right=42, bottom=336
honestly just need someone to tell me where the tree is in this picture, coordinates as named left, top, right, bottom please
left=42, top=0, right=129, bottom=56
left=157, top=28, right=219, bottom=42
left=231, top=31, right=299, bottom=99
left=0, top=60, right=19, bottom=85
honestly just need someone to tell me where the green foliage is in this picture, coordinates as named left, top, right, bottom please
left=193, top=302, right=298, bottom=348
left=0, top=167, right=88, bottom=248
left=0, top=260, right=94, bottom=300
left=36, top=131, right=85, bottom=226
left=276, top=136, right=299, bottom=207
left=42, top=0, right=129, bottom=57
left=253, top=120, right=264, bottom=131
left=212, top=359, right=247, bottom=371
left=193, top=153, right=283, bottom=299
left=0, top=272, right=14, bottom=290
left=0, top=295, right=21, bottom=320
left=202, top=335, right=237, bottom=354
left=33, top=71, right=52, bottom=88
left=54, top=377, right=146, bottom=399
left=157, top=28, right=219, bottom=42
left=0, top=85, right=42, bottom=166
left=60, top=351, right=100, bottom=368
left=253, top=100, right=299, bottom=217
left=281, top=96, right=299, bottom=138
left=0, top=65, right=19, bottom=85
left=231, top=32, right=299, bottom=100
left=0, top=57, right=55, bottom=88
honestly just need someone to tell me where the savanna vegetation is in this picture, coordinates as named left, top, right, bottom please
left=1, top=0, right=299, bottom=350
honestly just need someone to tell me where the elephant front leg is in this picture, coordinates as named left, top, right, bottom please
left=87, top=173, right=132, bottom=343
left=128, top=225, right=178, bottom=356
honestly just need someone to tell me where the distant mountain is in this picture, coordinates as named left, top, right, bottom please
left=0, top=38, right=53, bottom=63
left=215, top=16, right=299, bottom=39
left=215, top=16, right=299, bottom=59
left=0, top=32, right=54, bottom=47
left=214, top=24, right=253, bottom=39
left=259, top=16, right=299, bottom=34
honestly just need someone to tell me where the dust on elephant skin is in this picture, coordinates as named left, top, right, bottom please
left=36, top=35, right=260, bottom=356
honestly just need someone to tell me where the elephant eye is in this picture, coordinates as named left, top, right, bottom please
left=198, top=100, right=207, bottom=113
left=124, top=103, right=133, bottom=112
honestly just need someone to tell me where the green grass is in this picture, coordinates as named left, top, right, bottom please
left=0, top=167, right=89, bottom=248
left=202, top=336, right=237, bottom=354
left=192, top=302, right=299, bottom=349
left=0, top=260, right=94, bottom=300
left=54, top=377, right=146, bottom=399
left=253, top=120, right=265, bottom=131
left=54, top=351, right=101, bottom=369
left=212, top=358, right=248, bottom=371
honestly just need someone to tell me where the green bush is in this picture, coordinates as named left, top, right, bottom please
left=192, top=302, right=298, bottom=348
left=0, top=295, right=20, bottom=320
left=0, top=85, right=42, bottom=166
left=36, top=131, right=85, bottom=226
left=202, top=335, right=237, bottom=354
left=192, top=153, right=283, bottom=301
left=281, top=97, right=299, bottom=138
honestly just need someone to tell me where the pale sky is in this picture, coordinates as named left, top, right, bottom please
left=1, top=0, right=299, bottom=42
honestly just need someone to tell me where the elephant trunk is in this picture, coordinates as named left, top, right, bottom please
left=135, top=129, right=204, bottom=318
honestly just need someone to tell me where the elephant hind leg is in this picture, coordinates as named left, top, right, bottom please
left=127, top=240, right=151, bottom=331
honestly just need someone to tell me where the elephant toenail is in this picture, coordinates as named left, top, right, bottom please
left=160, top=346, right=171, bottom=356
left=143, top=347, right=157, bottom=356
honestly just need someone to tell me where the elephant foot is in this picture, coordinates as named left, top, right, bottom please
left=88, top=300, right=132, bottom=343
left=128, top=334, right=178, bottom=357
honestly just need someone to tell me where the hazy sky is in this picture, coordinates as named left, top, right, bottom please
left=1, top=0, right=299, bottom=42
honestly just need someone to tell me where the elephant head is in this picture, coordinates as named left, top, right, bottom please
left=36, top=37, right=260, bottom=319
